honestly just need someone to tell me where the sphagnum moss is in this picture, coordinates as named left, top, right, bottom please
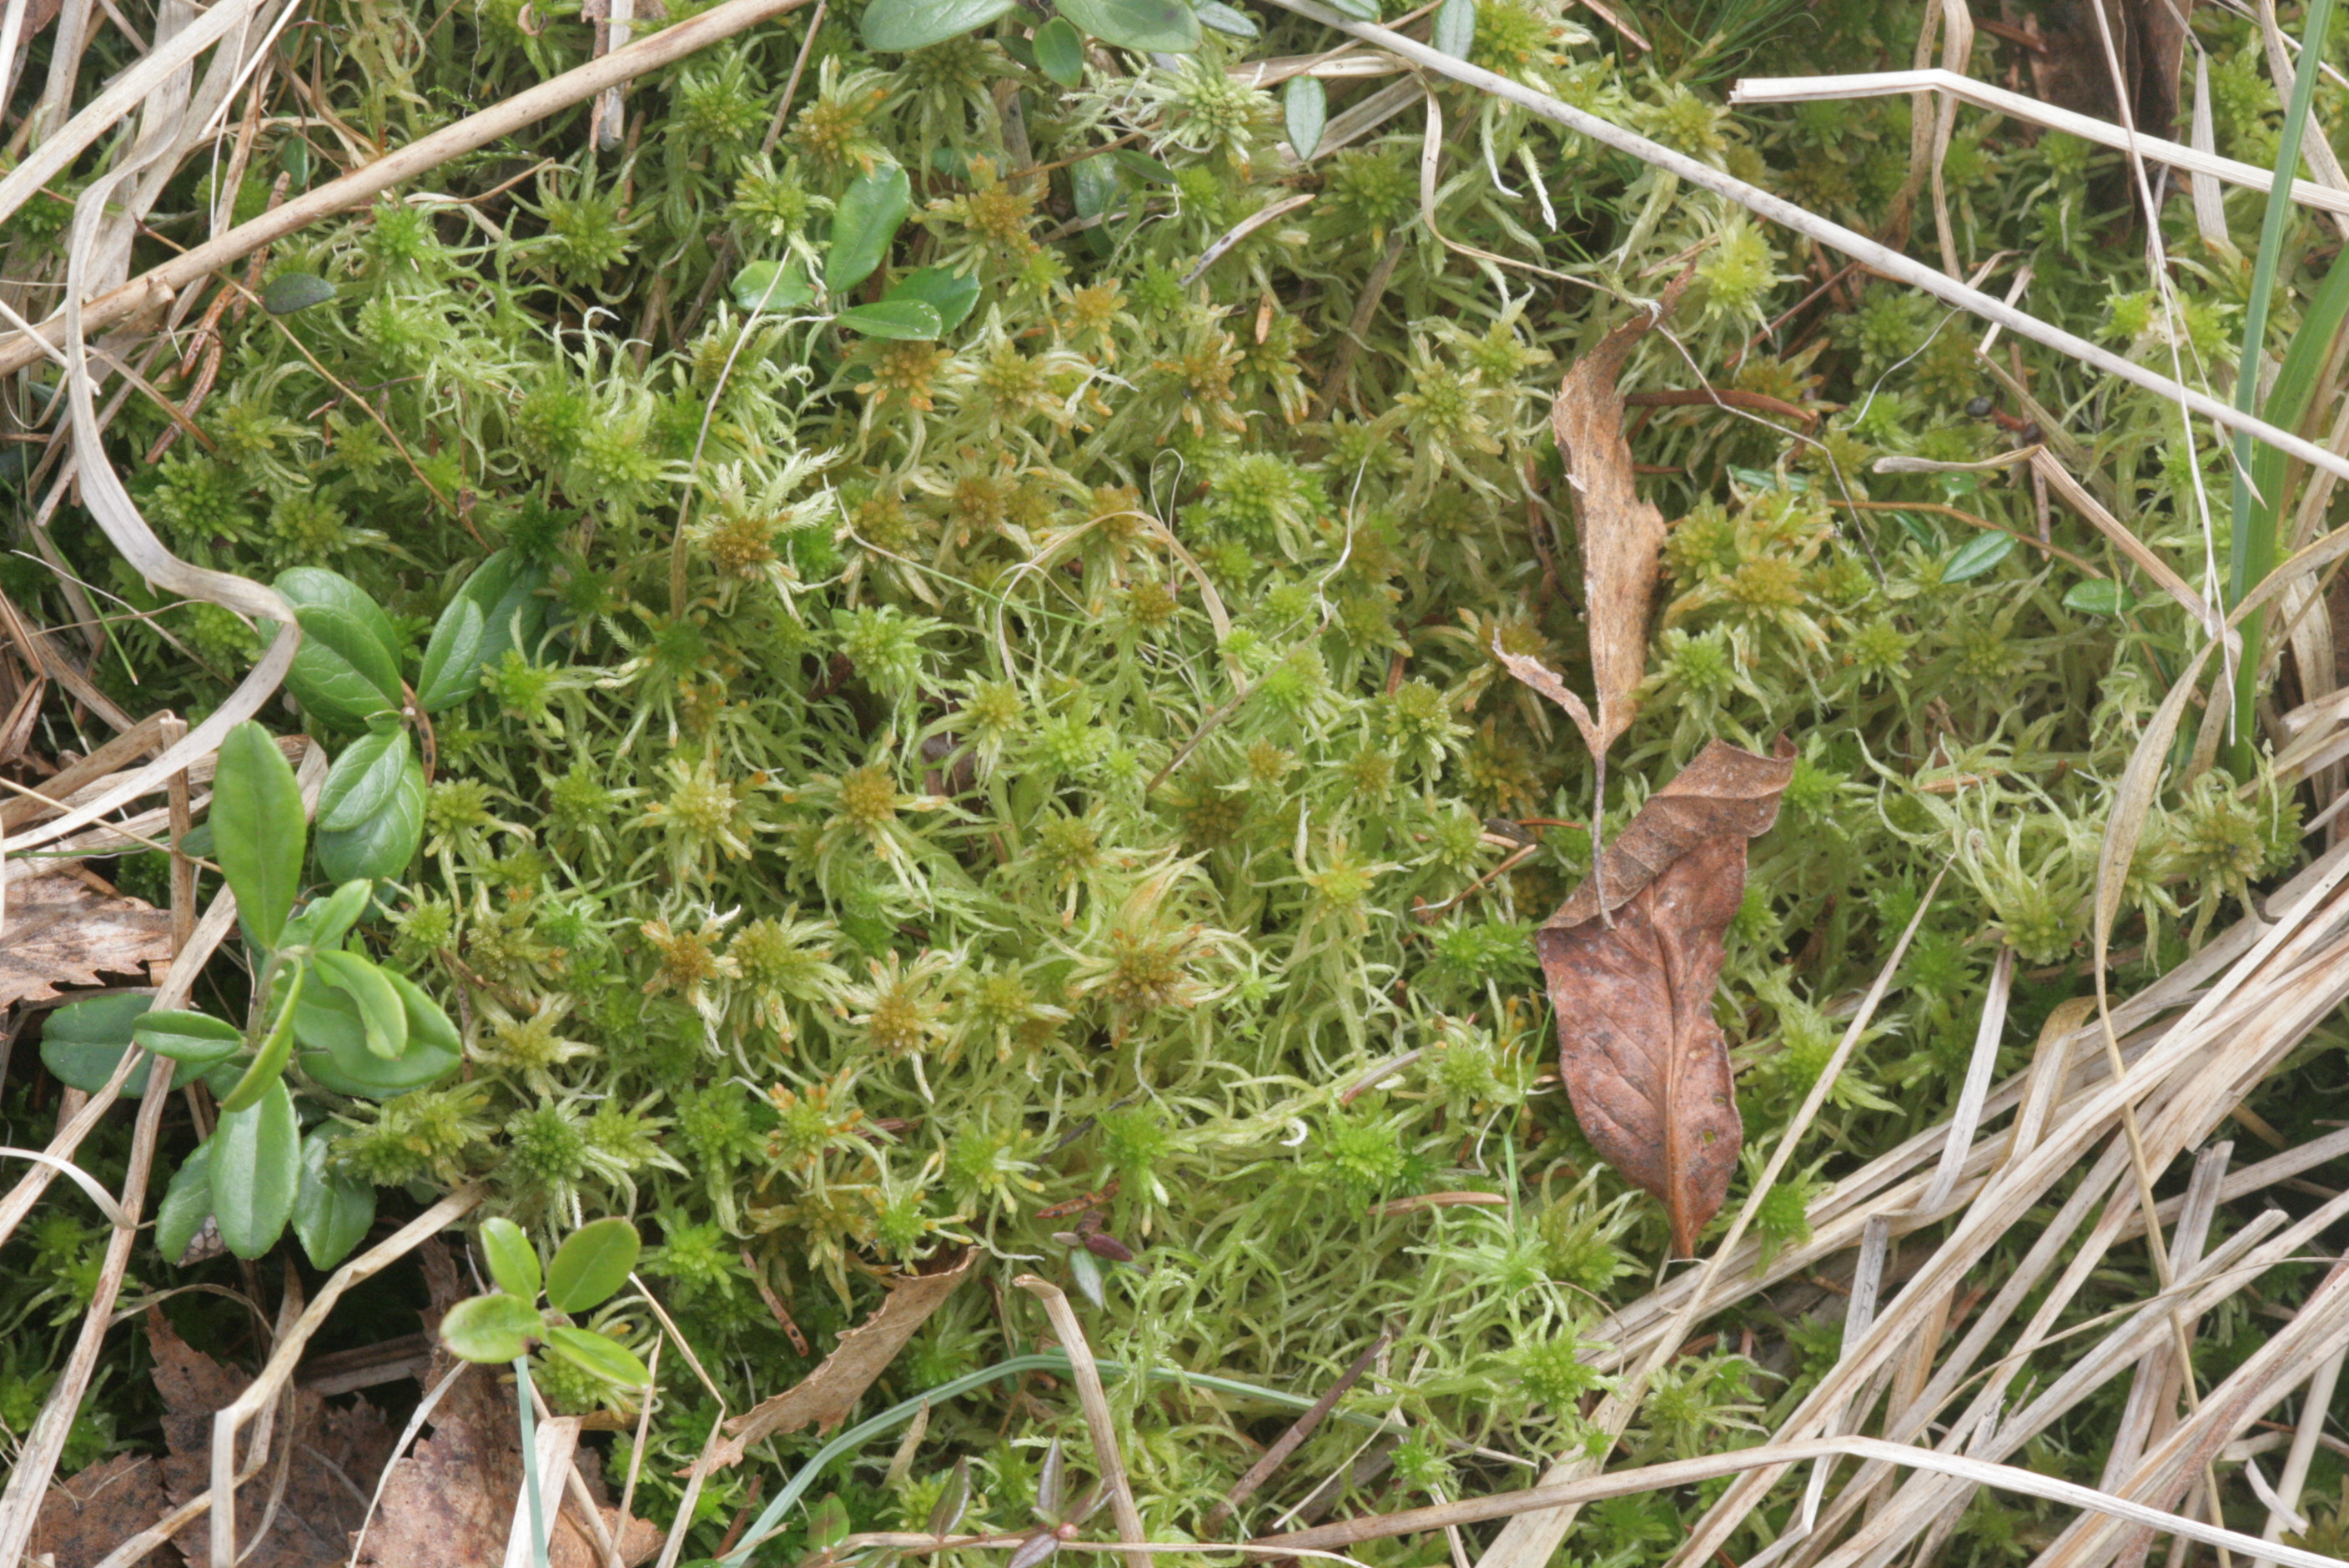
left=8, top=0, right=2349, bottom=1559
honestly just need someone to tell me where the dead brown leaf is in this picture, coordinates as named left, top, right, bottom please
left=1543, top=275, right=1689, bottom=759
left=146, top=1308, right=396, bottom=1568
left=1533, top=738, right=1795, bottom=1255
left=700, top=1249, right=976, bottom=1474
left=2027, top=0, right=2196, bottom=144
left=31, top=1453, right=179, bottom=1568
left=359, top=1241, right=661, bottom=1568
left=1, top=873, right=174, bottom=1008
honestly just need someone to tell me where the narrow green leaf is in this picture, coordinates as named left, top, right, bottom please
left=886, top=268, right=982, bottom=333
left=213, top=1078, right=300, bottom=1259
left=1432, top=0, right=1473, bottom=55
left=314, top=950, right=409, bottom=1061
left=544, top=1325, right=652, bottom=1388
left=294, top=979, right=460, bottom=1099
left=2063, top=579, right=2124, bottom=616
left=862, top=0, right=1018, bottom=51
left=1284, top=76, right=1326, bottom=160
left=132, top=1009, right=244, bottom=1068
left=1055, top=0, right=1200, bottom=51
left=263, top=273, right=336, bottom=315
left=385, top=969, right=461, bottom=1054
left=480, top=1217, right=543, bottom=1301
left=732, top=257, right=815, bottom=314
left=279, top=878, right=375, bottom=952
left=1111, top=148, right=1176, bottom=185
left=292, top=1132, right=375, bottom=1269
left=1941, top=530, right=2016, bottom=584
left=1195, top=0, right=1257, bottom=34
left=826, top=166, right=913, bottom=294
left=439, top=1292, right=546, bottom=1364
left=545, top=1218, right=641, bottom=1314
left=416, top=597, right=486, bottom=713
left=213, top=721, right=305, bottom=948
left=1034, top=16, right=1085, bottom=86
left=218, top=962, right=304, bottom=1113
left=314, top=751, right=425, bottom=884
left=156, top=1141, right=216, bottom=1264
left=836, top=299, right=945, bottom=339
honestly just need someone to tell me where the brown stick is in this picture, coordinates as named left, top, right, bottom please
left=0, top=0, right=814, bottom=378
left=1203, top=1327, right=1393, bottom=1533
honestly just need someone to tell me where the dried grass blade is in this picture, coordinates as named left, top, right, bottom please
left=1017, top=1278, right=1149, bottom=1568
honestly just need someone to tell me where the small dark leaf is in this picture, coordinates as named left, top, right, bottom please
left=262, top=273, right=337, bottom=315
left=1055, top=0, right=1200, bottom=52
left=1034, top=16, right=1085, bottom=85
left=836, top=299, right=945, bottom=339
left=861, top=0, right=1019, bottom=51
left=291, top=1131, right=375, bottom=1269
left=826, top=165, right=913, bottom=294
left=1284, top=76, right=1326, bottom=159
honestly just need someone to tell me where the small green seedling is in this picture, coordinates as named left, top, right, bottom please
left=441, top=1218, right=652, bottom=1568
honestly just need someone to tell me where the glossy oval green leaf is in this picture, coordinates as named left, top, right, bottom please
left=862, top=0, right=1018, bottom=51
left=1034, top=16, right=1085, bottom=85
left=732, top=256, right=815, bottom=314
left=1942, top=530, right=2017, bottom=584
left=825, top=165, right=913, bottom=294
left=480, top=1217, right=542, bottom=1301
left=1431, top=0, right=1473, bottom=57
left=263, top=273, right=337, bottom=315
left=132, top=1009, right=244, bottom=1067
left=292, top=1131, right=375, bottom=1269
left=415, top=597, right=485, bottom=714
left=314, top=751, right=425, bottom=884
left=213, top=721, right=305, bottom=948
left=1284, top=76, right=1326, bottom=159
left=545, top=1217, right=641, bottom=1314
left=317, top=730, right=412, bottom=835
left=212, top=1078, right=300, bottom=1259
left=440, top=1291, right=546, bottom=1364
left=294, top=980, right=460, bottom=1099
left=279, top=877, right=375, bottom=954
left=385, top=969, right=461, bottom=1054
left=455, top=550, right=549, bottom=677
left=886, top=268, right=981, bottom=333
left=1195, top=0, right=1258, bottom=34
left=289, top=601, right=404, bottom=724
left=836, top=299, right=944, bottom=339
left=217, top=962, right=304, bottom=1113
left=156, top=1140, right=216, bottom=1264
left=1056, top=0, right=1199, bottom=50
left=42, top=994, right=202, bottom=1096
left=543, top=1325, right=651, bottom=1388
left=274, top=568, right=404, bottom=726
left=314, top=950, right=408, bottom=1062
left=2063, top=579, right=2124, bottom=616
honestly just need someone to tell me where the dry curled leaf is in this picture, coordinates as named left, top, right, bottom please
left=0, top=873, right=174, bottom=1008
left=699, top=1249, right=976, bottom=1474
left=31, top=1453, right=177, bottom=1568
left=146, top=1308, right=397, bottom=1568
left=1533, top=738, right=1795, bottom=1255
left=1544, top=275, right=1689, bottom=758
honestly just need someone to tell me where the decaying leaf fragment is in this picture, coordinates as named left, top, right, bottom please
left=699, top=1248, right=975, bottom=1474
left=0, top=872, right=174, bottom=1008
left=1533, top=737, right=1795, bottom=1255
left=1537, top=276, right=1689, bottom=759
